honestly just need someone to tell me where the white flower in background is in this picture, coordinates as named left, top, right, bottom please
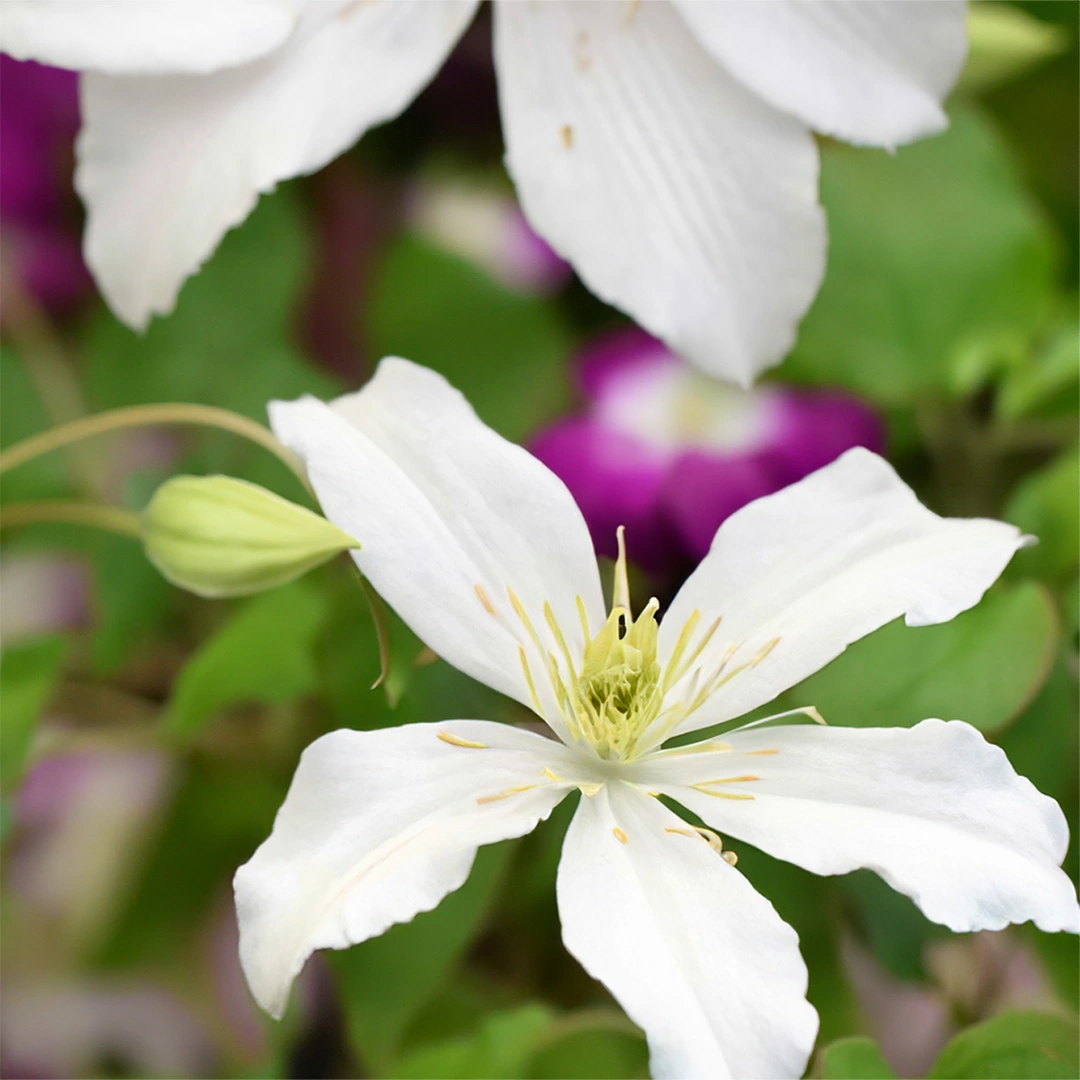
left=234, top=358, right=1079, bottom=1080
left=0, top=0, right=967, bottom=384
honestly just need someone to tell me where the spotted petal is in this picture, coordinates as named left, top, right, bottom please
left=494, top=0, right=825, bottom=385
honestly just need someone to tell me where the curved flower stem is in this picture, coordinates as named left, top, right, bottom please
left=0, top=500, right=143, bottom=538
left=0, top=403, right=309, bottom=491
left=0, top=404, right=391, bottom=682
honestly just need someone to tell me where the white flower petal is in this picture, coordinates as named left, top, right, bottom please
left=556, top=782, right=817, bottom=1079
left=269, top=359, right=606, bottom=726
left=493, top=0, right=825, bottom=385
left=637, top=720, right=1079, bottom=936
left=674, top=0, right=968, bottom=149
left=0, top=0, right=297, bottom=75
left=655, top=449, right=1027, bottom=740
left=76, top=0, right=479, bottom=329
left=235, top=720, right=578, bottom=1020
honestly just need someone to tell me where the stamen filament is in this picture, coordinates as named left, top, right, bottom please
left=575, top=595, right=592, bottom=644
left=661, top=609, right=701, bottom=693
left=544, top=601, right=579, bottom=683
left=517, top=646, right=547, bottom=721
left=613, top=525, right=632, bottom=620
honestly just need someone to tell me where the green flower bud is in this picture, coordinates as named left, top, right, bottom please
left=961, top=3, right=1067, bottom=92
left=143, top=475, right=358, bottom=598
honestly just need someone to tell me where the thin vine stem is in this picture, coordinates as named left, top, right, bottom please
left=0, top=403, right=308, bottom=490
left=0, top=500, right=143, bottom=538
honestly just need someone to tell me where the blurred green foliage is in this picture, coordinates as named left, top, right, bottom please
left=370, top=235, right=572, bottom=441
left=927, top=1012, right=1080, bottom=1079
left=0, top=635, right=67, bottom=788
left=817, top=1036, right=896, bottom=1079
left=785, top=106, right=1058, bottom=403
left=1, top=5, right=1077, bottom=1079
left=745, top=581, right=1058, bottom=735
left=165, top=582, right=330, bottom=739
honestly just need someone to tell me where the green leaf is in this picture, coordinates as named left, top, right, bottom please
left=164, top=580, right=329, bottom=737
left=841, top=868, right=946, bottom=981
left=527, top=1023, right=649, bottom=1080
left=0, top=347, right=73, bottom=505
left=928, top=1011, right=1079, bottom=1079
left=1064, top=574, right=1079, bottom=647
left=96, top=758, right=289, bottom=969
left=331, top=841, right=514, bottom=1075
left=1006, top=450, right=1080, bottom=582
left=817, top=1036, right=897, bottom=1080
left=89, top=531, right=174, bottom=675
left=391, top=1003, right=556, bottom=1080
left=0, top=635, right=67, bottom=788
left=370, top=233, right=572, bottom=441
left=84, top=190, right=337, bottom=494
left=998, top=321, right=1079, bottom=420
left=996, top=658, right=1079, bottom=809
left=784, top=107, right=1057, bottom=404
left=732, top=846, right=859, bottom=1042
left=754, top=582, right=1057, bottom=735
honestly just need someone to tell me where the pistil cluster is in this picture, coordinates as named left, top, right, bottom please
left=571, top=599, right=664, bottom=759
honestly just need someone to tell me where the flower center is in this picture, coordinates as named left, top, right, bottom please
left=493, top=528, right=780, bottom=763
left=573, top=599, right=664, bottom=760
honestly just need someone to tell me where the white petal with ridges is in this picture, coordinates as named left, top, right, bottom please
left=235, top=720, right=579, bottom=1019
left=655, top=449, right=1027, bottom=739
left=637, top=720, right=1079, bottom=935
left=0, top=0, right=297, bottom=75
left=493, top=1, right=825, bottom=385
left=269, top=359, right=605, bottom=726
left=675, top=0, right=967, bottom=148
left=76, top=0, right=478, bottom=328
left=556, top=782, right=817, bottom=1079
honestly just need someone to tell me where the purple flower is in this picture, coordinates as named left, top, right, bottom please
left=530, top=328, right=884, bottom=576
left=0, top=56, right=90, bottom=311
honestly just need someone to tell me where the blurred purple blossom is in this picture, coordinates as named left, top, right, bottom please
left=530, top=327, right=884, bottom=577
left=407, top=177, right=571, bottom=296
left=0, top=552, right=91, bottom=645
left=9, top=749, right=173, bottom=949
left=0, top=980, right=213, bottom=1079
left=0, top=55, right=90, bottom=311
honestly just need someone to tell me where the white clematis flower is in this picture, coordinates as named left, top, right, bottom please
left=234, top=358, right=1079, bottom=1079
left=0, top=0, right=966, bottom=383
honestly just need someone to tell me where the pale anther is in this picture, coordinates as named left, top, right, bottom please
left=437, top=732, right=487, bottom=749
left=691, top=785, right=755, bottom=801
left=476, top=783, right=537, bottom=805
left=474, top=583, right=497, bottom=615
